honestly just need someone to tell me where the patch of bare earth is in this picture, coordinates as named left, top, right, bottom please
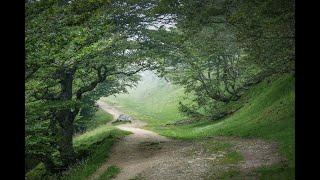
left=90, top=100, right=282, bottom=180
left=213, top=136, right=282, bottom=171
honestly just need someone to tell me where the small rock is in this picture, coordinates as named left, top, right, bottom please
left=115, top=114, right=132, bottom=122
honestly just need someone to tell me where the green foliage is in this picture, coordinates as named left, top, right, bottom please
left=151, top=0, right=294, bottom=119
left=155, top=0, right=294, bottom=71
left=225, top=0, right=295, bottom=71
left=74, top=109, right=113, bottom=134
left=25, top=0, right=294, bottom=177
left=25, top=0, right=159, bottom=170
left=178, top=101, right=202, bottom=118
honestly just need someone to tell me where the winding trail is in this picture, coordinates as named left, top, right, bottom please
left=90, top=101, right=170, bottom=180
left=89, top=100, right=282, bottom=180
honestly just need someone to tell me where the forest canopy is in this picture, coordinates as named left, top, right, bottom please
left=25, top=0, right=295, bottom=174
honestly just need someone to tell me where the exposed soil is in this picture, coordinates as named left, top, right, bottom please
left=212, top=136, right=282, bottom=172
left=89, top=100, right=282, bottom=180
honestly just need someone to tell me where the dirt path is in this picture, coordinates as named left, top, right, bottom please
left=90, top=100, right=282, bottom=180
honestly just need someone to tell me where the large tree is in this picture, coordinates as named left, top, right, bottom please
left=150, top=0, right=294, bottom=118
left=25, top=0, right=159, bottom=171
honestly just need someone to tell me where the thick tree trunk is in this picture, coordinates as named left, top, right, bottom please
left=42, top=156, right=58, bottom=173
left=56, top=70, right=77, bottom=168
left=41, top=117, right=60, bottom=173
left=57, top=110, right=76, bottom=168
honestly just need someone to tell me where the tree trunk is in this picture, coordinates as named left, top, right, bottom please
left=57, top=110, right=76, bottom=168
left=56, top=70, right=77, bottom=168
left=42, top=156, right=58, bottom=173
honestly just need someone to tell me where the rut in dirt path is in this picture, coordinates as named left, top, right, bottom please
left=89, top=100, right=282, bottom=180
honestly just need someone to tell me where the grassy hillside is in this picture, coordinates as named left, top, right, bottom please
left=107, top=70, right=187, bottom=126
left=104, top=72, right=295, bottom=179
left=160, top=74, right=295, bottom=179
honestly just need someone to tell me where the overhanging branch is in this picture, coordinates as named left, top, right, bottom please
left=75, top=63, right=152, bottom=100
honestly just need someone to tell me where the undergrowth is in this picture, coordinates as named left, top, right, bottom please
left=26, top=111, right=130, bottom=180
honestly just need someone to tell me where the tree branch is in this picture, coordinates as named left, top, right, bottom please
left=75, top=63, right=150, bottom=100
left=76, top=66, right=107, bottom=100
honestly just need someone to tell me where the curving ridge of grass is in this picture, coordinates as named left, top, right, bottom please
left=61, top=126, right=131, bottom=180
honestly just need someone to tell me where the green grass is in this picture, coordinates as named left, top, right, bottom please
left=196, top=140, right=244, bottom=179
left=61, top=127, right=130, bottom=180
left=87, top=109, right=114, bottom=129
left=212, top=169, right=241, bottom=180
left=219, top=151, right=244, bottom=165
left=74, top=109, right=114, bottom=135
left=201, top=140, right=243, bottom=169
left=157, top=74, right=295, bottom=178
left=62, top=110, right=130, bottom=180
left=104, top=72, right=295, bottom=179
left=256, top=163, right=295, bottom=180
left=106, top=70, right=186, bottom=126
left=73, top=125, right=119, bottom=148
left=25, top=163, right=56, bottom=180
left=97, top=165, right=121, bottom=180
left=201, top=140, right=231, bottom=153
left=26, top=111, right=130, bottom=180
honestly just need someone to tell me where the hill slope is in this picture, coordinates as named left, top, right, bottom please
left=104, top=72, right=295, bottom=179
left=106, top=70, right=186, bottom=126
